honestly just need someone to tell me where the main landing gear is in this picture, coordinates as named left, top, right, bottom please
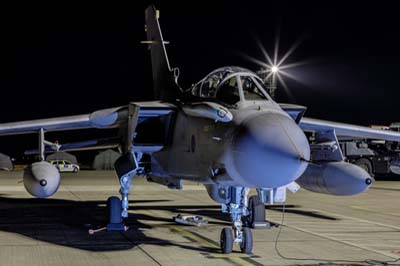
left=219, top=188, right=268, bottom=254
left=109, top=152, right=142, bottom=230
left=89, top=152, right=141, bottom=234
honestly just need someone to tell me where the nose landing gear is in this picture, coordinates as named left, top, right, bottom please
left=220, top=187, right=254, bottom=254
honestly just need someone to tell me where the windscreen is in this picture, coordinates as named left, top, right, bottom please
left=215, top=76, right=240, bottom=105
left=241, top=76, right=268, bottom=101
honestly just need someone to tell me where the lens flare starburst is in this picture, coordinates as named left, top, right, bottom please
left=240, top=31, right=309, bottom=102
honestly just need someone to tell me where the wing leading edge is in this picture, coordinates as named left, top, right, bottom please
left=0, top=101, right=175, bottom=136
left=300, top=117, right=400, bottom=142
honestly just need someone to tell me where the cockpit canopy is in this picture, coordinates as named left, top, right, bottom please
left=191, top=66, right=272, bottom=106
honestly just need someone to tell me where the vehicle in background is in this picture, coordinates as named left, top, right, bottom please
left=49, top=160, right=80, bottom=173
left=337, top=122, right=400, bottom=177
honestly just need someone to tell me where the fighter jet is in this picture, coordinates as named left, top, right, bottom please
left=2, top=6, right=400, bottom=254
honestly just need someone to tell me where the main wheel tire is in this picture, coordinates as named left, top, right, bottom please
left=355, top=158, right=373, bottom=176
left=73, top=167, right=79, bottom=173
left=245, top=195, right=265, bottom=228
left=240, top=227, right=253, bottom=254
left=107, top=196, right=122, bottom=224
left=220, top=228, right=233, bottom=254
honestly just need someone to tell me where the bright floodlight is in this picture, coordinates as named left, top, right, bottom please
left=271, top=65, right=279, bottom=73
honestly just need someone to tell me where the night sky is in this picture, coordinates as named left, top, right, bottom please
left=1, top=2, right=400, bottom=158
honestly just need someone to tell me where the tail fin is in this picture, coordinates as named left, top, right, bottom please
left=144, top=6, right=180, bottom=101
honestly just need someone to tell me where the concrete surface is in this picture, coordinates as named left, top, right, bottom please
left=0, top=170, right=399, bottom=266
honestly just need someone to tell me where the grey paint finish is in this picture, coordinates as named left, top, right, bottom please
left=223, top=111, right=310, bottom=188
left=23, top=161, right=61, bottom=198
left=297, top=161, right=372, bottom=196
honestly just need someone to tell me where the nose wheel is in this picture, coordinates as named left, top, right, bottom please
left=240, top=227, right=253, bottom=254
left=220, top=228, right=233, bottom=254
left=220, top=226, right=253, bottom=254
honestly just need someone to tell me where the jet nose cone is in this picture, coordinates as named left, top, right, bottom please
left=228, top=112, right=310, bottom=188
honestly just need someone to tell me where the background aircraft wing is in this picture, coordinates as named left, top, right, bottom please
left=300, top=117, right=400, bottom=142
left=0, top=101, right=175, bottom=136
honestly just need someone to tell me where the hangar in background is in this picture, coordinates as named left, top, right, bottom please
left=0, top=153, right=13, bottom=171
left=46, top=152, right=78, bottom=165
left=93, top=149, right=121, bottom=170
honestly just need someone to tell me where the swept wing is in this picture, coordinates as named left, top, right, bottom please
left=300, top=117, right=400, bottom=142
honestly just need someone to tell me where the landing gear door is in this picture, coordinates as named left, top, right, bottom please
left=121, top=103, right=140, bottom=153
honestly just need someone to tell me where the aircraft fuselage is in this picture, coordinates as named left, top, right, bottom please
left=151, top=101, right=311, bottom=189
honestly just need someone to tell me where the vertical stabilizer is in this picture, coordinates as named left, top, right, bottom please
left=145, top=6, right=179, bottom=101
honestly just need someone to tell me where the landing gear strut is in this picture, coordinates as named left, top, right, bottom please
left=89, top=152, right=139, bottom=235
left=105, top=152, right=141, bottom=231
left=220, top=187, right=254, bottom=254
